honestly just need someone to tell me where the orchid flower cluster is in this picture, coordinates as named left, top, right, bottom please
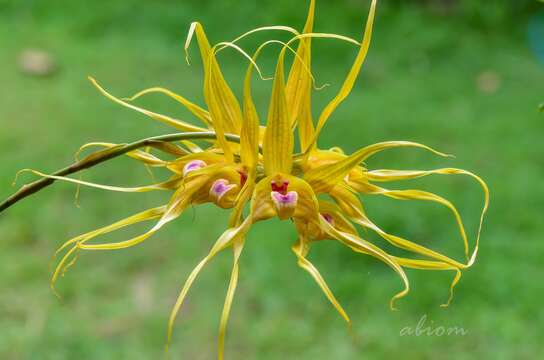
left=14, top=0, right=488, bottom=358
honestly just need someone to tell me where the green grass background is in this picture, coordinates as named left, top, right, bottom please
left=1, top=0, right=543, bottom=359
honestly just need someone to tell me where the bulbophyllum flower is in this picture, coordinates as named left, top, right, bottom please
left=11, top=0, right=489, bottom=358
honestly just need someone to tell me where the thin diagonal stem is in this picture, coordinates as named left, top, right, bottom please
left=0, top=132, right=240, bottom=213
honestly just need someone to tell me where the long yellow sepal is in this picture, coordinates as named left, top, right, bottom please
left=286, top=0, right=315, bottom=128
left=89, top=77, right=207, bottom=132
left=350, top=203, right=466, bottom=268
left=311, top=0, right=378, bottom=150
left=74, top=175, right=208, bottom=251
left=320, top=218, right=410, bottom=310
left=186, top=22, right=243, bottom=161
left=366, top=167, right=489, bottom=266
left=218, top=237, right=245, bottom=360
left=123, top=87, right=212, bottom=128
left=305, top=140, right=451, bottom=193
left=15, top=169, right=180, bottom=193
left=393, top=257, right=462, bottom=307
left=77, top=142, right=168, bottom=166
left=51, top=206, right=167, bottom=294
left=292, top=235, right=351, bottom=326
left=364, top=183, right=471, bottom=260
left=166, top=217, right=252, bottom=351
left=263, top=50, right=293, bottom=175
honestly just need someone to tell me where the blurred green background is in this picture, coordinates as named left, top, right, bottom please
left=1, top=0, right=543, bottom=359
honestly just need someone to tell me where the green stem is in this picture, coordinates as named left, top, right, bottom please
left=0, top=132, right=240, bottom=213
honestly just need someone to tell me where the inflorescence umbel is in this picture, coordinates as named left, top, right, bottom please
left=2, top=1, right=488, bottom=358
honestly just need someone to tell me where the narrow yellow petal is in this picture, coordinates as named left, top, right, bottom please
left=218, top=238, right=245, bottom=360
left=148, top=141, right=188, bottom=157
left=123, top=87, right=212, bottom=128
left=443, top=268, right=462, bottom=307
left=275, top=29, right=366, bottom=155
left=292, top=236, right=351, bottom=325
left=166, top=218, right=252, bottom=350
left=320, top=218, right=410, bottom=310
left=16, top=169, right=179, bottom=193
left=367, top=167, right=489, bottom=266
left=286, top=0, right=315, bottom=126
left=77, top=210, right=182, bottom=251
left=393, top=257, right=462, bottom=307
left=205, top=65, right=237, bottom=162
left=51, top=207, right=166, bottom=293
left=213, top=37, right=312, bottom=169
left=264, top=31, right=365, bottom=162
left=214, top=41, right=270, bottom=81
left=351, top=204, right=466, bottom=268
left=230, top=173, right=255, bottom=227
left=185, top=22, right=243, bottom=162
left=363, top=183, right=470, bottom=260
left=180, top=140, right=203, bottom=153
left=55, top=206, right=166, bottom=256
left=330, top=187, right=467, bottom=268
left=366, top=168, right=469, bottom=182
left=223, top=25, right=299, bottom=49
left=77, top=142, right=168, bottom=166
left=297, top=95, right=316, bottom=154
left=50, top=246, right=79, bottom=298
left=257, top=30, right=364, bottom=170
left=80, top=140, right=186, bottom=158
left=167, top=255, right=222, bottom=350
left=88, top=77, right=208, bottom=132
left=263, top=50, right=293, bottom=175
left=305, top=141, right=451, bottom=193
left=329, top=183, right=367, bottom=218
left=310, top=0, right=378, bottom=150
left=79, top=176, right=209, bottom=251
left=240, top=44, right=264, bottom=169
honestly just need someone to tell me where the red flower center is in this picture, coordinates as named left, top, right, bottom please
left=238, top=170, right=248, bottom=187
left=271, top=179, right=289, bottom=195
left=322, top=213, right=334, bottom=225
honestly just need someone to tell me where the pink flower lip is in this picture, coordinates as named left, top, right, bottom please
left=270, top=190, right=298, bottom=220
left=209, top=179, right=237, bottom=202
left=271, top=191, right=298, bottom=205
left=183, top=160, right=207, bottom=176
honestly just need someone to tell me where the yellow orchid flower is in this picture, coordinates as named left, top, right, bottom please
left=3, top=1, right=490, bottom=359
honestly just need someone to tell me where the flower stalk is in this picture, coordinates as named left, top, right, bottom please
left=0, top=132, right=240, bottom=212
